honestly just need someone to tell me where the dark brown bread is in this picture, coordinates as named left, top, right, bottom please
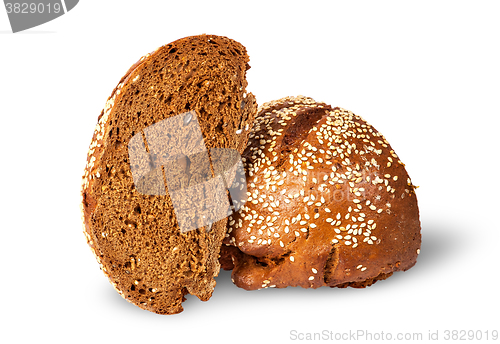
left=220, top=96, right=421, bottom=290
left=81, top=34, right=257, bottom=314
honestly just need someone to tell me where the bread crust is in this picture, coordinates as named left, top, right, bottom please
left=81, top=35, right=256, bottom=313
left=221, top=96, right=421, bottom=290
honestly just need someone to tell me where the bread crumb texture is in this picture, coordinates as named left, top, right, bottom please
left=221, top=95, right=421, bottom=290
left=81, top=35, right=256, bottom=314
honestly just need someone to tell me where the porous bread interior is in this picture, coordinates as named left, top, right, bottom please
left=82, top=35, right=256, bottom=314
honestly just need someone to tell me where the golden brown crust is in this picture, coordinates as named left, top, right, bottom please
left=221, top=96, right=421, bottom=290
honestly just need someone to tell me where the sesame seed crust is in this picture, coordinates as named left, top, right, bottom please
left=220, top=96, right=421, bottom=290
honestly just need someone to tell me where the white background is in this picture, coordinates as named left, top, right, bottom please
left=1, top=1, right=499, bottom=343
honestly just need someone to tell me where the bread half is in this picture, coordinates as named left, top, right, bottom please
left=221, top=96, right=421, bottom=290
left=81, top=35, right=256, bottom=314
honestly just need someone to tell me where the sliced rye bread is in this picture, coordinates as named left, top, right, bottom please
left=81, top=35, right=257, bottom=314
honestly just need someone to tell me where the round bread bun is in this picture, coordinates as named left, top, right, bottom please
left=81, top=35, right=257, bottom=314
left=220, top=96, right=421, bottom=290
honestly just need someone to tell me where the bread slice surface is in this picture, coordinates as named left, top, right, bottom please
left=81, top=34, right=256, bottom=314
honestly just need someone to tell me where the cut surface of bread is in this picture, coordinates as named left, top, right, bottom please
left=81, top=34, right=256, bottom=314
left=221, top=96, right=421, bottom=290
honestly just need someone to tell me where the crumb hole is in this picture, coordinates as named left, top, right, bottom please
left=255, top=260, right=268, bottom=267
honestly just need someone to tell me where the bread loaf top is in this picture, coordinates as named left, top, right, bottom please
left=223, top=96, right=421, bottom=290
